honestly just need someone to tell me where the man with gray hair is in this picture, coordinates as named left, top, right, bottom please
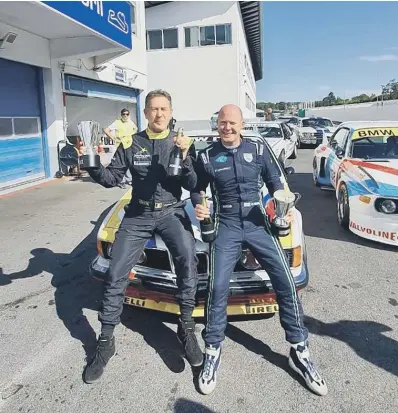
left=82, top=89, right=203, bottom=383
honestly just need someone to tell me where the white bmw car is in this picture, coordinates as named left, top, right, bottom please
left=313, top=121, right=398, bottom=246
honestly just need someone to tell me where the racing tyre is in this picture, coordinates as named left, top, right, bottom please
left=312, top=159, right=321, bottom=187
left=278, top=151, right=286, bottom=167
left=289, top=144, right=298, bottom=159
left=337, top=183, right=350, bottom=229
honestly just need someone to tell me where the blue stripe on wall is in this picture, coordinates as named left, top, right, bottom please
left=64, top=75, right=137, bottom=103
left=0, top=137, right=45, bottom=183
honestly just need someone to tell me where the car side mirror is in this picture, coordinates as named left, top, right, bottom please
left=335, top=147, right=344, bottom=158
left=284, top=166, right=295, bottom=175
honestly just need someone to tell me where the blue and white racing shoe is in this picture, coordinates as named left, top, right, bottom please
left=288, top=342, right=328, bottom=396
left=198, top=344, right=222, bottom=395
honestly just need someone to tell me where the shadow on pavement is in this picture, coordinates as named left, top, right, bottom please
left=287, top=172, right=397, bottom=251
left=1, top=205, right=115, bottom=360
left=120, top=306, right=187, bottom=374
left=305, top=315, right=398, bottom=377
left=225, top=323, right=302, bottom=384
left=174, top=398, right=215, bottom=413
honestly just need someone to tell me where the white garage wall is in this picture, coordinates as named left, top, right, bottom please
left=65, top=96, right=137, bottom=136
left=0, top=22, right=50, bottom=68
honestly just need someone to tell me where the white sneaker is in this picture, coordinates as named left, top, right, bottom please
left=198, top=344, right=221, bottom=395
left=288, top=342, right=328, bottom=396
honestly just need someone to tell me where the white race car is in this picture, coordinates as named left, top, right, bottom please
left=209, top=111, right=219, bottom=131
left=243, top=120, right=298, bottom=165
left=313, top=121, right=398, bottom=246
left=286, top=116, right=337, bottom=146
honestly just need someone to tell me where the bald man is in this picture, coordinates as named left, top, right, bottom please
left=191, top=105, right=327, bottom=396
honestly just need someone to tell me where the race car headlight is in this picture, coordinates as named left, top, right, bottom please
left=375, top=198, right=398, bottom=214
left=97, top=240, right=113, bottom=259
left=137, top=251, right=147, bottom=265
left=240, top=250, right=261, bottom=270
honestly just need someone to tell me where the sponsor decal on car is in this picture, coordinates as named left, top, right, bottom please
left=349, top=221, right=397, bottom=241
left=245, top=303, right=279, bottom=314
left=124, top=297, right=146, bottom=307
left=352, top=127, right=398, bottom=139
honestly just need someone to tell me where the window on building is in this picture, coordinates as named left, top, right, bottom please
left=200, top=26, right=215, bottom=46
left=0, top=117, right=40, bottom=138
left=185, top=27, right=199, bottom=47
left=131, top=3, right=137, bottom=35
left=14, top=118, right=40, bottom=136
left=147, top=28, right=178, bottom=50
left=245, top=93, right=255, bottom=112
left=163, top=28, right=178, bottom=48
left=0, top=118, right=13, bottom=137
left=185, top=24, right=232, bottom=48
left=216, top=24, right=232, bottom=45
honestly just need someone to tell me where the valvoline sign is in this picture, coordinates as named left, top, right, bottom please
left=41, top=1, right=132, bottom=50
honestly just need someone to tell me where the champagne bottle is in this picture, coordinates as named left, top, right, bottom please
left=199, top=191, right=215, bottom=243
left=168, top=127, right=184, bottom=177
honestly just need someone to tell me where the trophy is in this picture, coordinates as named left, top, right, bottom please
left=271, top=189, right=301, bottom=237
left=78, top=121, right=101, bottom=169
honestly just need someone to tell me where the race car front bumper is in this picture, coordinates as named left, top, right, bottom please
left=349, top=210, right=398, bottom=246
left=89, top=255, right=309, bottom=317
left=300, top=135, right=317, bottom=145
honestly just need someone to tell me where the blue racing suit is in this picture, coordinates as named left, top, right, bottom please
left=191, top=136, right=309, bottom=346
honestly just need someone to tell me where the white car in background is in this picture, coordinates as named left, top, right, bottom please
left=243, top=120, right=298, bottom=165
left=210, top=111, right=219, bottom=130
left=286, top=116, right=337, bottom=146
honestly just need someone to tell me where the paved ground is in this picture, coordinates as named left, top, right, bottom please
left=0, top=150, right=397, bottom=413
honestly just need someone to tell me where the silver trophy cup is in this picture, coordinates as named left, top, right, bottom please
left=271, top=190, right=301, bottom=237
left=78, top=121, right=101, bottom=169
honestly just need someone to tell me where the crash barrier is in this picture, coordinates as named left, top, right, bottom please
left=305, top=99, right=398, bottom=122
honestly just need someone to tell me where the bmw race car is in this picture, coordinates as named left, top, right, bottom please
left=243, top=120, right=299, bottom=165
left=313, top=121, right=398, bottom=246
left=90, top=130, right=309, bottom=317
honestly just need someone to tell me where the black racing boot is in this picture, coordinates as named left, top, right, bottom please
left=177, top=319, right=203, bottom=367
left=83, top=335, right=116, bottom=384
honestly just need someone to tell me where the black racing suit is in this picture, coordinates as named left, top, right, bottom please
left=191, top=137, right=309, bottom=346
left=88, top=129, right=198, bottom=326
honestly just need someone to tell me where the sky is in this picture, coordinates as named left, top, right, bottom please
left=256, top=1, right=398, bottom=103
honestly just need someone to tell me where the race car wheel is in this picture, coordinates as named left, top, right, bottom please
left=278, top=151, right=286, bottom=167
left=289, top=144, right=298, bottom=159
left=312, top=159, right=321, bottom=187
left=337, top=183, right=350, bottom=229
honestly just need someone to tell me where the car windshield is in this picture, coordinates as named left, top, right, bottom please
left=258, top=126, right=282, bottom=138
left=315, top=118, right=333, bottom=127
left=351, top=135, right=398, bottom=159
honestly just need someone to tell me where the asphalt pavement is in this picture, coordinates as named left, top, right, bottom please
left=0, top=150, right=397, bottom=413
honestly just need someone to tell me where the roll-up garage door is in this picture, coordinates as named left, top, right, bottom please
left=0, top=58, right=46, bottom=191
left=63, top=74, right=140, bottom=137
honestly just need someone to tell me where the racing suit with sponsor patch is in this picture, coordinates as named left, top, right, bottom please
left=191, top=137, right=309, bottom=346
left=87, top=128, right=198, bottom=325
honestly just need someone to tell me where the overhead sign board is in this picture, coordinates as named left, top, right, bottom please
left=41, top=1, right=132, bottom=50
